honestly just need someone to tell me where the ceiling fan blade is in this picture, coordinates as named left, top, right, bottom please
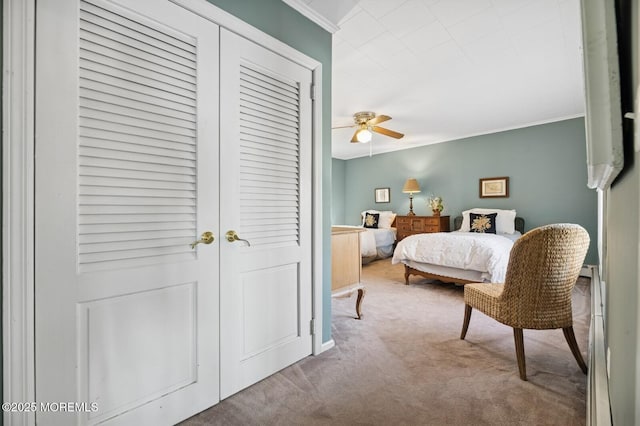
left=372, top=126, right=404, bottom=139
left=331, top=124, right=356, bottom=129
left=350, top=129, right=360, bottom=143
left=367, top=115, right=391, bottom=126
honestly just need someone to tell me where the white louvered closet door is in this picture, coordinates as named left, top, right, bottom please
left=35, top=0, right=220, bottom=424
left=219, top=29, right=313, bottom=399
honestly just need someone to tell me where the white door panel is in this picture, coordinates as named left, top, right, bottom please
left=35, top=0, right=219, bottom=424
left=219, top=28, right=313, bottom=399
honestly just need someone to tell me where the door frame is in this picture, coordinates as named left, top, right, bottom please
left=2, top=0, right=325, bottom=423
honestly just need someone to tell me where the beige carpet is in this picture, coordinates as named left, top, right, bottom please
left=182, top=258, right=589, bottom=425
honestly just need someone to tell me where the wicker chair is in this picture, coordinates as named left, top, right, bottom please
left=460, top=223, right=590, bottom=381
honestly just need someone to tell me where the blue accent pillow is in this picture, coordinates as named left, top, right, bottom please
left=363, top=212, right=379, bottom=229
left=469, top=212, right=497, bottom=234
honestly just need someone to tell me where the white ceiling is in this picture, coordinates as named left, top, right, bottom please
left=293, top=0, right=586, bottom=160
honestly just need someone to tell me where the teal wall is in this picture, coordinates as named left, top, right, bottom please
left=207, top=0, right=334, bottom=342
left=606, top=0, right=639, bottom=422
left=338, top=118, right=598, bottom=265
left=331, top=158, right=346, bottom=224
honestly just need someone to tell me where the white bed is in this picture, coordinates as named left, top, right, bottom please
left=335, top=210, right=398, bottom=263
left=334, top=225, right=397, bottom=263
left=392, top=209, right=524, bottom=285
left=361, top=226, right=397, bottom=264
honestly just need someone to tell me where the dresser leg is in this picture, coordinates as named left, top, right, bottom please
left=355, top=288, right=365, bottom=319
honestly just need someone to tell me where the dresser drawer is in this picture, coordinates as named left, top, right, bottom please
left=395, top=215, right=450, bottom=240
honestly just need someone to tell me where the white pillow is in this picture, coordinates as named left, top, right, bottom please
left=460, top=208, right=516, bottom=234
left=361, top=210, right=396, bottom=229
left=378, top=212, right=397, bottom=229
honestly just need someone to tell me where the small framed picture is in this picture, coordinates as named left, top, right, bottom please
left=374, top=187, right=390, bottom=203
left=479, top=177, right=509, bottom=198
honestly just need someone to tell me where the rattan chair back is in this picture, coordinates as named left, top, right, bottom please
left=498, top=223, right=590, bottom=329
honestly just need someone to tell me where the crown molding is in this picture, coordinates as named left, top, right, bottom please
left=282, top=0, right=340, bottom=34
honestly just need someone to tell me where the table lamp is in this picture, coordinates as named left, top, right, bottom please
left=402, top=178, right=421, bottom=216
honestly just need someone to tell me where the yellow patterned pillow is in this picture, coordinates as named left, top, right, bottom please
left=469, top=212, right=497, bottom=233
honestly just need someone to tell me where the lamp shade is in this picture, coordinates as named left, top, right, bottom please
left=402, top=178, right=421, bottom=194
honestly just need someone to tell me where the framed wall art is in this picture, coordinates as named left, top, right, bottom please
left=479, top=177, right=509, bottom=198
left=374, top=187, right=390, bottom=203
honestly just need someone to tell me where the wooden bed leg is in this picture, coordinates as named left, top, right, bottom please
left=404, top=265, right=410, bottom=285
left=355, top=288, right=365, bottom=319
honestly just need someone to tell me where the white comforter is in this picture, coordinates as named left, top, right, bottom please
left=360, top=227, right=396, bottom=257
left=335, top=226, right=396, bottom=257
left=391, top=231, right=515, bottom=282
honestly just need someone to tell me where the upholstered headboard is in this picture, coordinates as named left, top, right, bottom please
left=454, top=216, right=525, bottom=234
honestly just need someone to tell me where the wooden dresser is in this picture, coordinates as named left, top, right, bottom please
left=396, top=215, right=450, bottom=241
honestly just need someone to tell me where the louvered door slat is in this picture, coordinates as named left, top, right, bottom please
left=79, top=33, right=195, bottom=80
left=239, top=100, right=297, bottom=126
left=240, top=211, right=298, bottom=219
left=80, top=204, right=196, bottom=215
left=80, top=98, right=195, bottom=130
left=80, top=166, right=195, bottom=183
left=81, top=156, right=194, bottom=176
left=81, top=176, right=195, bottom=191
left=80, top=108, right=196, bottom=138
left=79, top=221, right=194, bottom=235
left=80, top=3, right=195, bottom=55
left=80, top=213, right=195, bottom=225
left=81, top=58, right=196, bottom=98
left=79, top=166, right=195, bottom=183
left=240, top=132, right=298, bottom=152
left=79, top=236, right=195, bottom=255
left=81, top=49, right=196, bottom=92
left=80, top=81, right=196, bottom=115
left=239, top=78, right=298, bottom=108
left=81, top=71, right=195, bottom=108
left=239, top=88, right=298, bottom=116
left=80, top=146, right=195, bottom=168
left=240, top=66, right=299, bottom=95
left=240, top=132, right=298, bottom=150
left=239, top=168, right=297, bottom=181
left=80, top=15, right=196, bottom=68
left=81, top=138, right=196, bottom=161
left=78, top=0, right=198, bottom=271
left=240, top=200, right=298, bottom=208
left=80, top=127, right=195, bottom=153
left=240, top=146, right=298, bottom=164
left=79, top=229, right=193, bottom=244
left=81, top=88, right=196, bottom=122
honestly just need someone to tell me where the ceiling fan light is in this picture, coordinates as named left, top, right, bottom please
left=356, top=128, right=372, bottom=143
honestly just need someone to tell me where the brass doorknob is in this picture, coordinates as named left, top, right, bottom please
left=225, top=230, right=251, bottom=246
left=190, top=231, right=215, bottom=249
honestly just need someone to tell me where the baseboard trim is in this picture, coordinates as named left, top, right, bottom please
left=581, top=265, right=594, bottom=277
left=319, top=339, right=335, bottom=354
left=587, top=265, right=612, bottom=425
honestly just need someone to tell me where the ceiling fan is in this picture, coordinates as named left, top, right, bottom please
left=332, top=111, right=404, bottom=143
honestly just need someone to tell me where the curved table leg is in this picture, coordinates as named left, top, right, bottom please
left=355, top=287, right=366, bottom=319
left=404, top=265, right=410, bottom=285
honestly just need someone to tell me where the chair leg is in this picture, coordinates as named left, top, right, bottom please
left=460, top=304, right=472, bottom=339
left=513, top=328, right=527, bottom=381
left=563, top=326, right=588, bottom=374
